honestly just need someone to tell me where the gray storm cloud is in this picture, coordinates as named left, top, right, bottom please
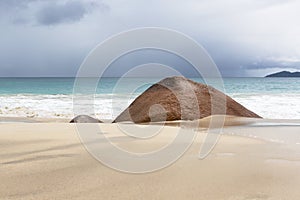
left=36, top=1, right=88, bottom=25
left=0, top=0, right=109, bottom=25
left=35, top=1, right=109, bottom=25
left=0, top=0, right=300, bottom=77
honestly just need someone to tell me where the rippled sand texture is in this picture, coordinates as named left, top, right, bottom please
left=1, top=121, right=300, bottom=200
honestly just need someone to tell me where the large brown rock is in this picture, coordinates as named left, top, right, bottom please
left=113, top=76, right=261, bottom=123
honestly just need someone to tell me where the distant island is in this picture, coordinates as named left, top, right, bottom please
left=265, top=71, right=300, bottom=77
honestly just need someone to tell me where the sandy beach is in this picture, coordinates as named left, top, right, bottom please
left=1, top=120, right=300, bottom=200
left=2, top=0, right=300, bottom=199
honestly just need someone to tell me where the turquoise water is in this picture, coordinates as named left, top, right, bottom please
left=0, top=77, right=300, bottom=119
left=0, top=77, right=300, bottom=94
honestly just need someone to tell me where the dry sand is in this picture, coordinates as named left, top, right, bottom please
left=1, top=121, right=300, bottom=200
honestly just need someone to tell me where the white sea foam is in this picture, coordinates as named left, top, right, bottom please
left=230, top=93, right=300, bottom=119
left=0, top=93, right=300, bottom=120
left=0, top=94, right=137, bottom=120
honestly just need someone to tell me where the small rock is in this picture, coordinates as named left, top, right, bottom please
left=70, top=115, right=102, bottom=123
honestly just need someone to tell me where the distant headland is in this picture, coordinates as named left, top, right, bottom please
left=265, top=71, right=300, bottom=77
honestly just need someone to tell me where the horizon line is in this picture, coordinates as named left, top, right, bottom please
left=0, top=76, right=265, bottom=78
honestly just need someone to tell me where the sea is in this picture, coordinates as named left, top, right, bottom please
left=0, top=77, right=300, bottom=120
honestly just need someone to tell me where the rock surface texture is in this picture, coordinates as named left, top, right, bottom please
left=113, top=77, right=261, bottom=123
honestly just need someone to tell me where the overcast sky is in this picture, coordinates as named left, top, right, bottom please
left=1, top=0, right=300, bottom=77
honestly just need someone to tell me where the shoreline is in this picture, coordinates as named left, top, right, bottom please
left=2, top=115, right=300, bottom=124
left=0, top=116, right=70, bottom=123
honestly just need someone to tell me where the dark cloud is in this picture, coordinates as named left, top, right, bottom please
left=35, top=1, right=109, bottom=25
left=36, top=1, right=88, bottom=25
left=0, top=0, right=109, bottom=25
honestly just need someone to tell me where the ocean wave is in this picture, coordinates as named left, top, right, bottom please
left=230, top=93, right=300, bottom=119
left=0, top=94, right=135, bottom=120
left=0, top=93, right=300, bottom=120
